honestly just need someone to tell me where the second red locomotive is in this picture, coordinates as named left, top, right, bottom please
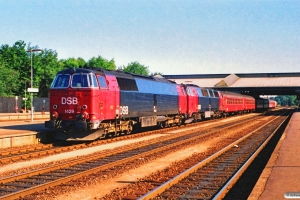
left=45, top=68, right=256, bottom=140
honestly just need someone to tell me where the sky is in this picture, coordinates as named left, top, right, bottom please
left=1, top=0, right=299, bottom=75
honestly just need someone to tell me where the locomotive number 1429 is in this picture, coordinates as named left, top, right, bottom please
left=65, top=109, right=75, bottom=113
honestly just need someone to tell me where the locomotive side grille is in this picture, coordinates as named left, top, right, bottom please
left=116, top=78, right=138, bottom=91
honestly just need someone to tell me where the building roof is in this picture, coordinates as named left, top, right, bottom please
left=163, top=72, right=300, bottom=96
left=230, top=77, right=300, bottom=87
left=167, top=78, right=223, bottom=87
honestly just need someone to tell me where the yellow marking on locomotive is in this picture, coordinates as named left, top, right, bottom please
left=110, top=105, right=114, bottom=109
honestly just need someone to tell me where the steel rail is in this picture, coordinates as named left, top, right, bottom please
left=0, top=144, right=53, bottom=156
left=0, top=114, right=267, bottom=199
left=212, top=111, right=291, bottom=200
left=0, top=114, right=262, bottom=165
left=137, top=110, right=290, bottom=200
left=0, top=113, right=265, bottom=185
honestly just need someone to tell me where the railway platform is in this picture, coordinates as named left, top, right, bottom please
left=0, top=112, right=51, bottom=148
left=249, top=109, right=300, bottom=200
left=0, top=112, right=49, bottom=121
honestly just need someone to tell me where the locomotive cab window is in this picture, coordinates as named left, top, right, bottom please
left=213, top=91, right=219, bottom=98
left=51, top=74, right=70, bottom=88
left=201, top=89, right=209, bottom=97
left=71, top=73, right=98, bottom=88
left=88, top=74, right=98, bottom=87
left=209, top=90, right=214, bottom=97
left=97, top=75, right=108, bottom=89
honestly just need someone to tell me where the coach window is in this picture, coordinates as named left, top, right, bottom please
left=97, top=76, right=107, bottom=89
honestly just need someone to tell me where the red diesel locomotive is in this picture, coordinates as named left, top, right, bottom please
left=45, top=68, right=256, bottom=141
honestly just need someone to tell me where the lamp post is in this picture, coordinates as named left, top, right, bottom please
left=27, top=48, right=42, bottom=122
left=15, top=96, right=18, bottom=113
left=24, top=81, right=26, bottom=113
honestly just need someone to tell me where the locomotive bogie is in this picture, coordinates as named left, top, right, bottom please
left=99, top=119, right=135, bottom=137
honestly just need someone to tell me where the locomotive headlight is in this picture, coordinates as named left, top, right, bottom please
left=82, top=105, right=87, bottom=109
left=53, top=104, right=58, bottom=109
left=51, top=111, right=58, bottom=120
left=83, top=111, right=89, bottom=119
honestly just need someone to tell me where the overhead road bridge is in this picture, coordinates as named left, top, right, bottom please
left=163, top=72, right=300, bottom=98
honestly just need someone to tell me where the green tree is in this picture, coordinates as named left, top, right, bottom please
left=60, top=57, right=86, bottom=68
left=274, top=97, right=281, bottom=106
left=0, top=41, right=29, bottom=97
left=123, top=61, right=150, bottom=76
left=33, top=49, right=61, bottom=97
left=86, top=56, right=116, bottom=70
left=274, top=95, right=299, bottom=106
left=151, top=71, right=163, bottom=76
left=0, top=65, right=19, bottom=96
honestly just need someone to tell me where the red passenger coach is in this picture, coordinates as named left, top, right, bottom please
left=244, top=96, right=256, bottom=111
left=269, top=99, right=277, bottom=109
left=219, top=91, right=255, bottom=115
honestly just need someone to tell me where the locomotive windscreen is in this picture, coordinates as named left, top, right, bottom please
left=71, top=74, right=98, bottom=88
left=51, top=74, right=70, bottom=88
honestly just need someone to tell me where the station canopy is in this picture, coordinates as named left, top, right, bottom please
left=163, top=72, right=300, bottom=97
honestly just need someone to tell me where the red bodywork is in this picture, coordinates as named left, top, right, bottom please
left=49, top=74, right=120, bottom=123
left=269, top=100, right=277, bottom=109
left=97, top=74, right=120, bottom=120
left=185, top=86, right=198, bottom=117
left=244, top=96, right=256, bottom=111
left=176, top=85, right=187, bottom=115
left=219, top=91, right=255, bottom=113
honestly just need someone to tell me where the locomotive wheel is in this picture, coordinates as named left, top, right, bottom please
left=125, top=125, right=132, bottom=134
left=159, top=122, right=165, bottom=129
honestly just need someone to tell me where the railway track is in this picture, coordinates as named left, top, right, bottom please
left=0, top=113, right=262, bottom=165
left=0, top=112, right=275, bottom=199
left=115, top=110, right=290, bottom=200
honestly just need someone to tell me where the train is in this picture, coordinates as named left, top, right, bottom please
left=256, top=98, right=277, bottom=110
left=44, top=68, right=273, bottom=141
